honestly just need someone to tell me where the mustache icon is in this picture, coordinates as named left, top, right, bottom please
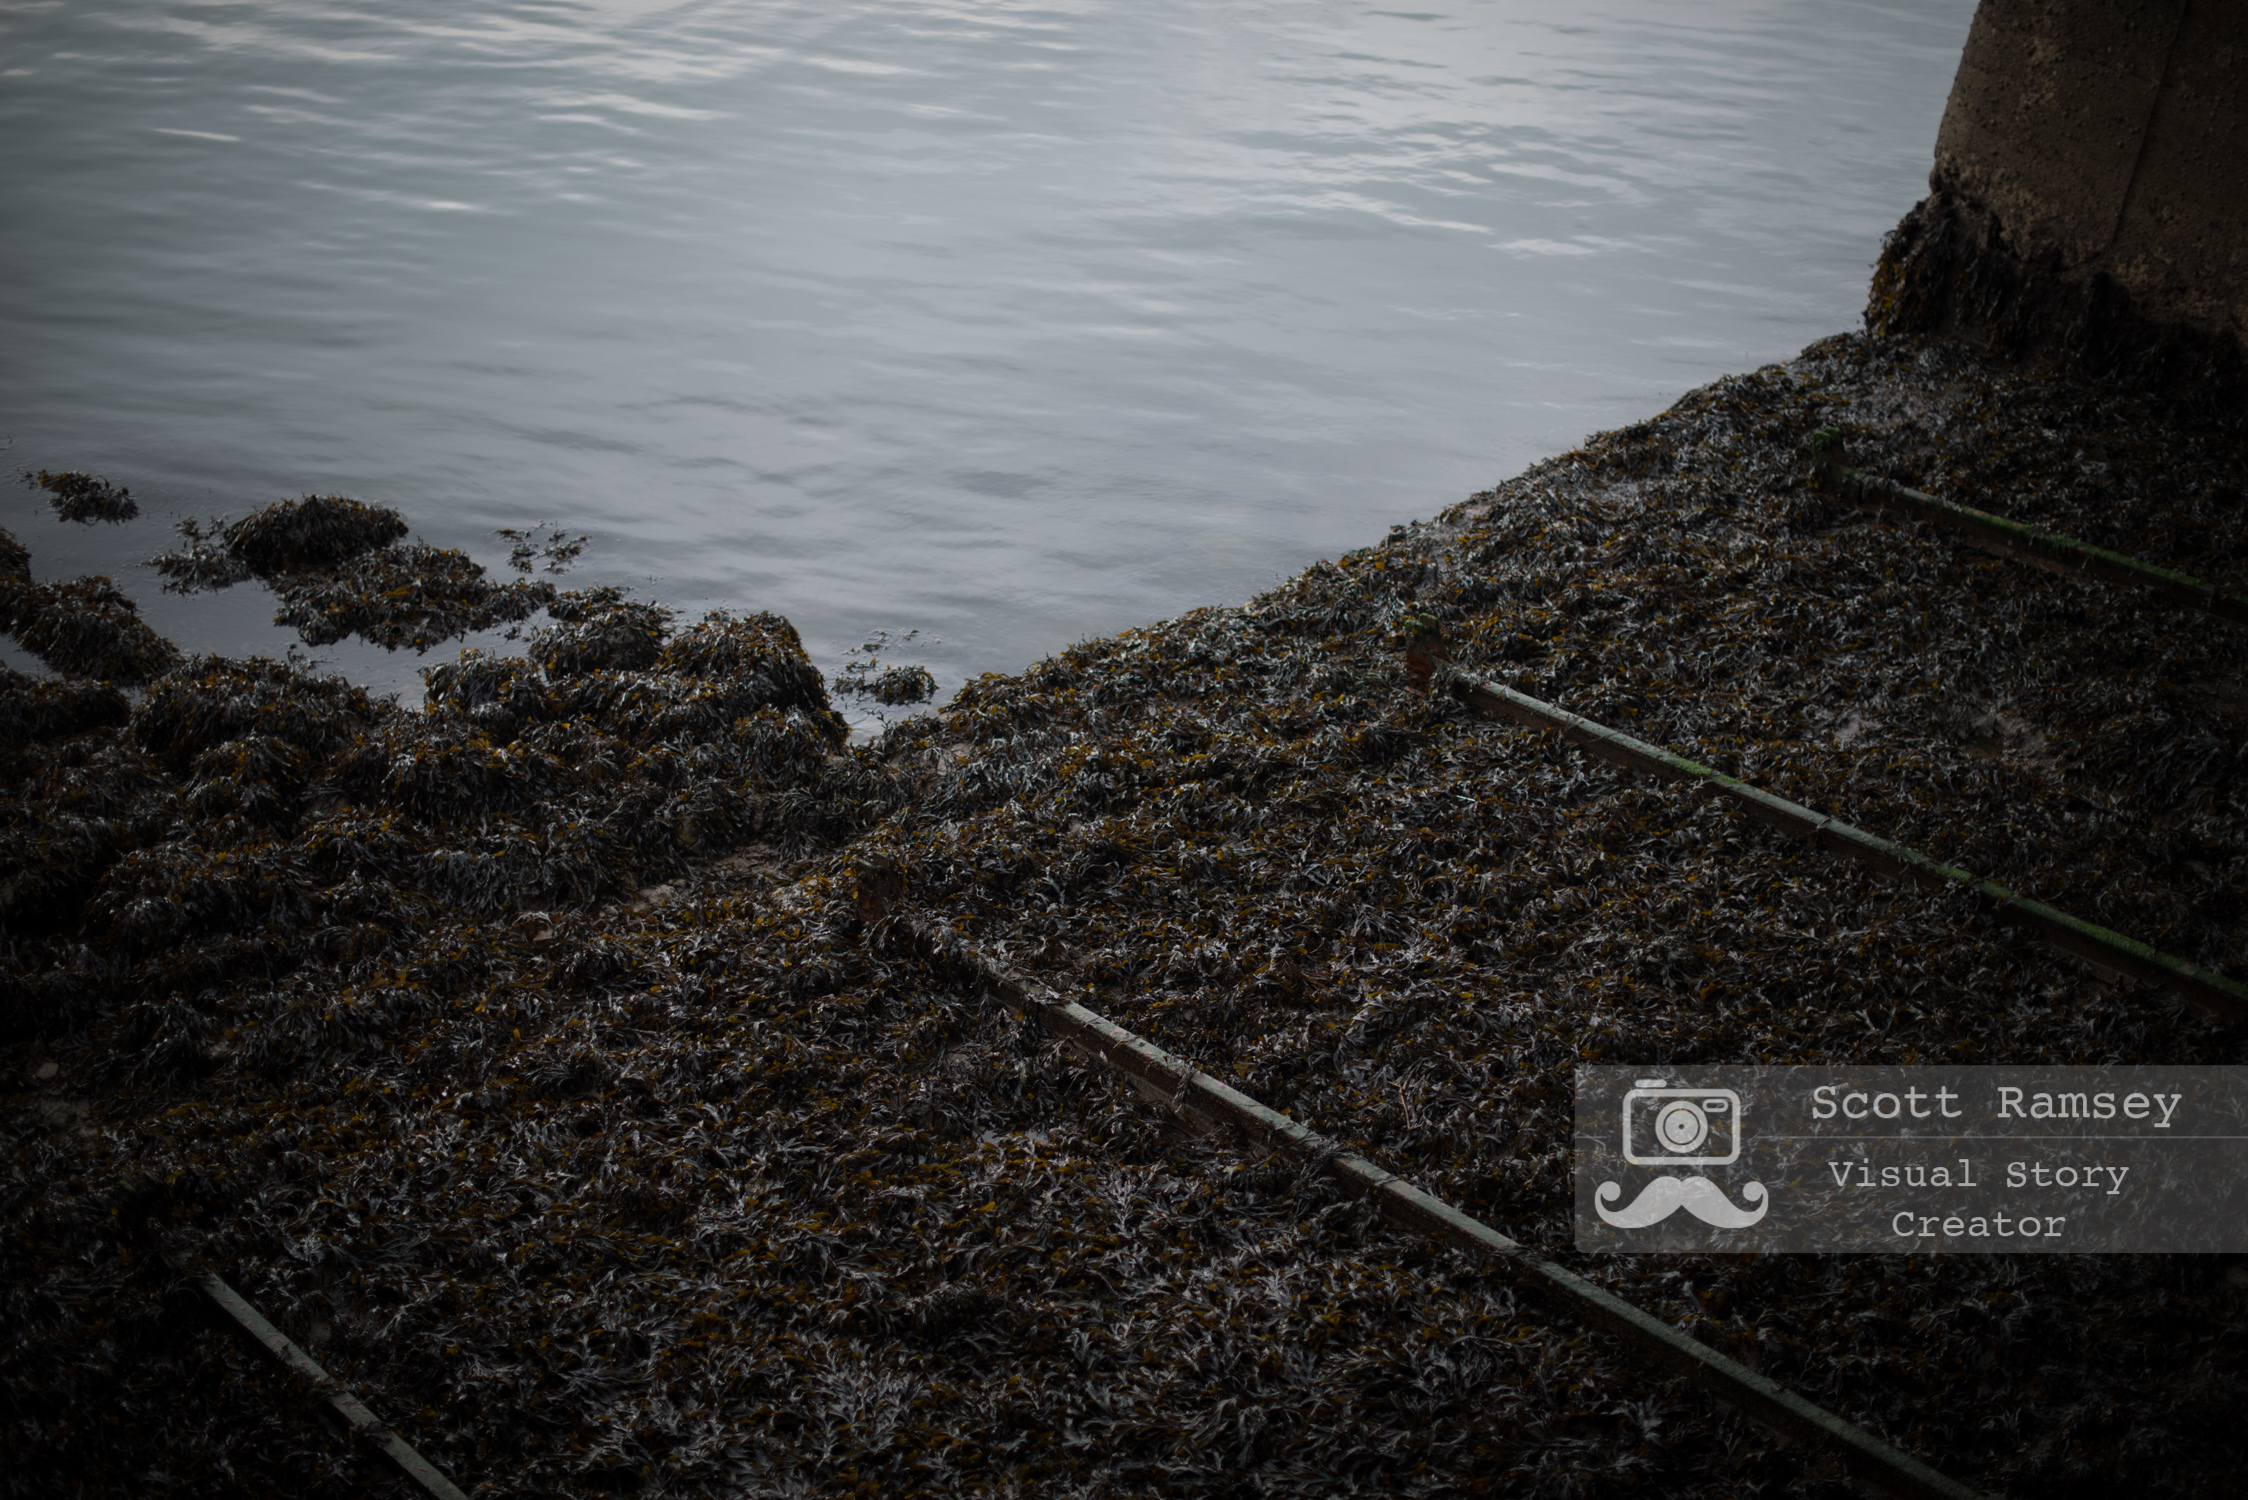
left=1596, top=1175, right=1770, bottom=1229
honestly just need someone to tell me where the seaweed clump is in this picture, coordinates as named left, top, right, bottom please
left=151, top=495, right=557, bottom=652
left=833, top=631, right=941, bottom=711
left=219, top=493, right=406, bottom=573
left=0, top=565, right=878, bottom=1054
left=25, top=468, right=139, bottom=523
left=0, top=526, right=181, bottom=683
left=839, top=662, right=939, bottom=706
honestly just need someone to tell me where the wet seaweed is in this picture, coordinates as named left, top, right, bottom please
left=150, top=495, right=559, bottom=653
left=0, top=574, right=183, bottom=683
left=275, top=543, right=554, bottom=652
left=834, top=632, right=941, bottom=710
left=498, top=522, right=590, bottom=576
left=222, top=494, right=410, bottom=574
left=838, top=664, right=939, bottom=707
left=0, top=524, right=30, bottom=583
left=0, top=551, right=881, bottom=1051
left=23, top=468, right=139, bottom=524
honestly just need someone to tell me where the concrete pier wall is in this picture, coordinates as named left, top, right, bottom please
left=1870, top=0, right=2247, bottom=412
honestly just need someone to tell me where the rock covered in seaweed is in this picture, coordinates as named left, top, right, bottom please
left=0, top=583, right=879, bottom=1046
left=151, top=493, right=557, bottom=652
left=218, top=493, right=406, bottom=573
left=0, top=573, right=182, bottom=684
left=528, top=587, right=672, bottom=676
left=2, top=511, right=174, bottom=683
left=275, top=542, right=553, bottom=651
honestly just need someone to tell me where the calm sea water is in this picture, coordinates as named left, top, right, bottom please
left=0, top=0, right=1973, bottom=709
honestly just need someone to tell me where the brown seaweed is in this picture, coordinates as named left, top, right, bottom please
left=0, top=574, right=182, bottom=683
left=275, top=544, right=554, bottom=652
left=150, top=495, right=559, bottom=653
left=24, top=468, right=139, bottom=524
left=837, top=663, right=939, bottom=707
left=498, top=523, right=590, bottom=576
left=222, top=494, right=409, bottom=574
left=0, top=523, right=30, bottom=583
left=834, top=632, right=941, bottom=709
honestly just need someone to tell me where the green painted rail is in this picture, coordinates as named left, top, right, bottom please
left=169, top=1256, right=471, bottom=1500
left=1447, top=672, right=2248, bottom=1023
left=1808, top=429, right=2248, bottom=625
left=872, top=909, right=2001, bottom=1500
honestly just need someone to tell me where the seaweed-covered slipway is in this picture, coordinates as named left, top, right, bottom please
left=8, top=240, right=2248, bottom=1497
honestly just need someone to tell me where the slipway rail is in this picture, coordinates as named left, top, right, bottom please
left=165, top=1254, right=471, bottom=1500
left=1447, top=671, right=2248, bottom=1023
left=870, top=910, right=1997, bottom=1500
left=1808, top=429, right=2248, bottom=624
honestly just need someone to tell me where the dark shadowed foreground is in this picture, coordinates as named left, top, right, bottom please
left=5, top=331, right=2246, bottom=1499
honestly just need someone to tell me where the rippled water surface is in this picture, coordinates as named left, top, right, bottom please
left=0, top=0, right=1974, bottom=702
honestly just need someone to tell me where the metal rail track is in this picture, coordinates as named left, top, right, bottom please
left=1446, top=671, right=2248, bottom=1023
left=164, top=1251, right=471, bottom=1500
left=1808, top=429, right=2248, bottom=625
left=869, top=906, right=2000, bottom=1500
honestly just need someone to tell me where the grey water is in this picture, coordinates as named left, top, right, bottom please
left=0, top=0, right=1974, bottom=712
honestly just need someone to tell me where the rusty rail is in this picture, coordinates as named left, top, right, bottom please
left=871, top=909, right=2000, bottom=1500
left=1446, top=671, right=2248, bottom=1023
left=1808, top=430, right=2248, bottom=625
left=170, top=1256, right=471, bottom=1500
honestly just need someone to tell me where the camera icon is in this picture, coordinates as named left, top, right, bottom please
left=1622, top=1078, right=1743, bottom=1167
